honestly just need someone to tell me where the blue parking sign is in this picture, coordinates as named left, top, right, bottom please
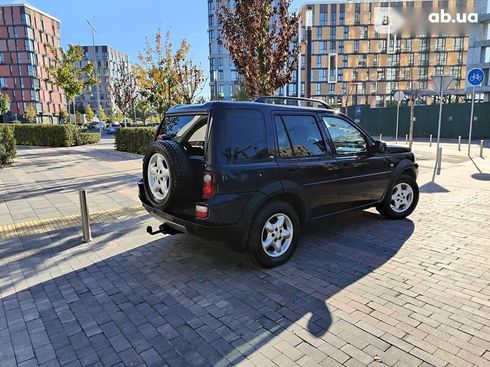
left=468, top=68, right=484, bottom=86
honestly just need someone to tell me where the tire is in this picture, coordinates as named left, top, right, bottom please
left=376, top=174, right=419, bottom=219
left=143, top=141, right=193, bottom=211
left=248, top=201, right=301, bottom=267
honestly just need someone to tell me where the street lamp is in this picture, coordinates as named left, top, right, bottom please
left=305, top=7, right=313, bottom=99
left=86, top=19, right=102, bottom=136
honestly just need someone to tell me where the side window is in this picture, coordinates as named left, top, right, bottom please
left=274, top=115, right=328, bottom=158
left=322, top=116, right=367, bottom=155
left=223, top=110, right=269, bottom=162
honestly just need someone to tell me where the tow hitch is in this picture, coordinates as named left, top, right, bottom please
left=146, top=223, right=183, bottom=236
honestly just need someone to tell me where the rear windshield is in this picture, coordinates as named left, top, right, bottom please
left=157, top=114, right=208, bottom=155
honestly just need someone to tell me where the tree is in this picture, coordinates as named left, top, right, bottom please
left=85, top=104, right=95, bottom=122
left=117, top=110, right=124, bottom=122
left=174, top=41, right=206, bottom=104
left=45, top=44, right=97, bottom=123
left=219, top=0, right=300, bottom=99
left=110, top=62, right=137, bottom=121
left=58, top=109, right=68, bottom=122
left=0, top=92, right=10, bottom=116
left=98, top=105, right=108, bottom=122
left=233, top=80, right=250, bottom=101
left=136, top=30, right=205, bottom=119
left=135, top=98, right=153, bottom=125
left=24, top=104, right=37, bottom=123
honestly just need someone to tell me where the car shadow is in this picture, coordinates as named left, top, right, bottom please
left=0, top=210, right=414, bottom=366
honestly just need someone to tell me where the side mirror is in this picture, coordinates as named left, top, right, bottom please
left=372, top=140, right=387, bottom=154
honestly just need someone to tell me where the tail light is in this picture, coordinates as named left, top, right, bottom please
left=202, top=171, right=216, bottom=199
left=195, top=205, right=209, bottom=219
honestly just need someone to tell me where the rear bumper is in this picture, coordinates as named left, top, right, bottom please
left=138, top=180, right=246, bottom=241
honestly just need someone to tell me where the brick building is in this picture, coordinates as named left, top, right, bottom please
left=0, top=3, right=64, bottom=122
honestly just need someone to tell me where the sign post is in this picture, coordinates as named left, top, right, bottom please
left=393, top=90, right=405, bottom=144
left=431, top=75, right=454, bottom=175
left=467, top=68, right=484, bottom=156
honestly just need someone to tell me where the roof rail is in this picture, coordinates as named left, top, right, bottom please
left=255, top=96, right=333, bottom=110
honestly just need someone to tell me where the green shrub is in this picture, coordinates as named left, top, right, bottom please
left=77, top=132, right=100, bottom=145
left=0, top=125, right=16, bottom=165
left=115, top=127, right=155, bottom=154
left=11, top=124, right=80, bottom=147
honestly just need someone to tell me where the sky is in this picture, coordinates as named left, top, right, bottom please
left=12, top=0, right=304, bottom=90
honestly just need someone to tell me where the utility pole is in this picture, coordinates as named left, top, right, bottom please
left=87, top=20, right=102, bottom=136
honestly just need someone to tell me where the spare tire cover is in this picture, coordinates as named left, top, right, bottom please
left=143, top=140, right=193, bottom=211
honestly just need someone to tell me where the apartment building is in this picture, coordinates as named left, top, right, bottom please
left=467, top=0, right=490, bottom=100
left=294, top=0, right=482, bottom=108
left=208, top=0, right=238, bottom=100
left=75, top=45, right=130, bottom=116
left=0, top=3, right=64, bottom=122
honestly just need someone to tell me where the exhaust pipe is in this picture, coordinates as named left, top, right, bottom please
left=146, top=223, right=183, bottom=236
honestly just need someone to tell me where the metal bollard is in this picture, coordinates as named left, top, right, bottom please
left=405, top=134, right=408, bottom=144
left=458, top=136, right=461, bottom=151
left=480, top=140, right=485, bottom=158
left=79, top=189, right=92, bottom=243
left=429, top=134, right=432, bottom=147
left=379, top=134, right=383, bottom=141
left=436, top=147, right=443, bottom=175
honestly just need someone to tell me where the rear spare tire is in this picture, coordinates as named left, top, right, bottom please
left=143, top=141, right=193, bottom=211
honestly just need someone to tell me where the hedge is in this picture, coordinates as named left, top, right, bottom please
left=77, top=132, right=101, bottom=145
left=115, top=127, right=155, bottom=154
left=0, top=125, right=16, bottom=165
left=12, top=124, right=80, bottom=147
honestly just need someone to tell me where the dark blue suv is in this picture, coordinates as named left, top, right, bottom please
left=139, top=97, right=419, bottom=267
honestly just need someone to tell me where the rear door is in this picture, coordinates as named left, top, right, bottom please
left=320, top=114, right=391, bottom=208
left=215, top=108, right=279, bottom=194
left=273, top=112, right=340, bottom=218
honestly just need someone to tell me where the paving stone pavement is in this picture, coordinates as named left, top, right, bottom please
left=0, top=139, right=489, bottom=367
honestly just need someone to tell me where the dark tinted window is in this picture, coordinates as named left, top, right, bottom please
left=275, top=115, right=327, bottom=158
left=159, top=114, right=208, bottom=146
left=322, top=116, right=367, bottom=154
left=223, top=110, right=269, bottom=162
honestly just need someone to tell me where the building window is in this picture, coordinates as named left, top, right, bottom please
left=434, top=66, right=443, bottom=76
left=437, top=52, right=448, bottom=65
left=454, top=37, right=464, bottom=51
left=408, top=54, right=414, bottom=66
left=342, top=55, right=348, bottom=68
left=373, top=54, right=379, bottom=67
left=360, top=26, right=368, bottom=39
left=419, top=38, right=428, bottom=51
left=316, top=55, right=322, bottom=68
left=354, top=40, right=360, bottom=53
left=403, top=39, right=412, bottom=52
left=359, top=54, right=366, bottom=67
left=231, top=70, right=238, bottom=81
left=435, top=38, right=446, bottom=51
left=320, top=12, right=327, bottom=26
left=328, top=54, right=338, bottom=83
left=319, top=69, right=327, bottom=82
left=329, top=84, right=335, bottom=95
left=315, top=83, right=321, bottom=95
left=319, top=41, right=327, bottom=53
left=419, top=67, right=428, bottom=79
left=451, top=66, right=462, bottom=78
left=330, top=27, right=336, bottom=38
left=316, top=27, right=322, bottom=40
left=377, top=69, right=385, bottom=80
left=0, top=53, right=3, bottom=65
left=0, top=78, right=7, bottom=88
left=343, top=26, right=349, bottom=38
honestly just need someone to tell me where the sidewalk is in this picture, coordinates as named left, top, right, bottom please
left=0, top=139, right=489, bottom=367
